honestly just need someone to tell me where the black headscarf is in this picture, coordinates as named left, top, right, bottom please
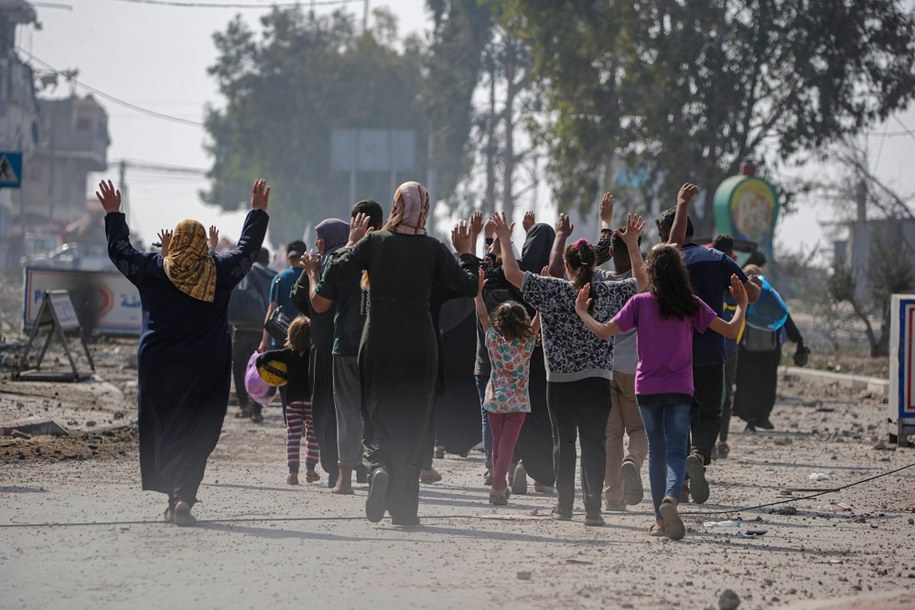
left=520, top=223, right=555, bottom=273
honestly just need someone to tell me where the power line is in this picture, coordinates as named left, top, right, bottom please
left=15, top=46, right=206, bottom=128
left=892, top=116, right=915, bottom=144
left=110, top=0, right=361, bottom=8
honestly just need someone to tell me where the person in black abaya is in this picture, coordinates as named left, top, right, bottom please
left=322, top=181, right=479, bottom=526
left=99, top=178, right=269, bottom=526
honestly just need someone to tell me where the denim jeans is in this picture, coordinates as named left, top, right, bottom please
left=475, top=375, right=493, bottom=469
left=637, top=393, right=693, bottom=517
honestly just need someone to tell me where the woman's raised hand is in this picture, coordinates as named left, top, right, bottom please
left=208, top=225, right=220, bottom=251
left=157, top=229, right=172, bottom=256
left=575, top=283, right=592, bottom=314
left=451, top=219, right=473, bottom=255
left=489, top=212, right=513, bottom=240
left=95, top=179, right=121, bottom=213
left=251, top=179, right=270, bottom=211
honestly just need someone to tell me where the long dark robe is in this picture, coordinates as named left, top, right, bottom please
left=105, top=209, right=268, bottom=504
left=733, top=314, right=804, bottom=423
left=323, top=230, right=478, bottom=521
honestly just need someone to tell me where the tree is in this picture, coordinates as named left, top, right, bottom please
left=424, top=0, right=493, bottom=206
left=203, top=7, right=429, bottom=245
left=504, top=0, right=915, bottom=231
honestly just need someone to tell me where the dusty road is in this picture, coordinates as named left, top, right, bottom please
left=1, top=342, right=915, bottom=609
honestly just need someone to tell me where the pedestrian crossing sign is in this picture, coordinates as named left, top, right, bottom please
left=0, top=152, right=23, bottom=188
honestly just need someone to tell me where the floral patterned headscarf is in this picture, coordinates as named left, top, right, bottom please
left=163, top=219, right=216, bottom=302
left=385, top=181, right=430, bottom=235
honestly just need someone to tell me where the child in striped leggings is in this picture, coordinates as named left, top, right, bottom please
left=257, top=315, right=321, bottom=485
left=285, top=400, right=320, bottom=484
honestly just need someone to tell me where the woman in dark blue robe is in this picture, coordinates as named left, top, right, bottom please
left=98, top=178, right=269, bottom=526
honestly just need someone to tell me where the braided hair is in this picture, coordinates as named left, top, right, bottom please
left=564, top=238, right=597, bottom=313
left=646, top=244, right=698, bottom=319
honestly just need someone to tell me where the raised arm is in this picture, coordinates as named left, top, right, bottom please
left=292, top=252, right=333, bottom=315
left=216, top=179, right=270, bottom=287
left=617, top=213, right=648, bottom=291
left=547, top=213, right=573, bottom=278
left=439, top=220, right=480, bottom=297
left=98, top=179, right=154, bottom=284
left=474, top=268, right=492, bottom=332
left=491, top=213, right=524, bottom=288
left=708, top=275, right=748, bottom=339
left=594, top=193, right=614, bottom=266
left=469, top=211, right=484, bottom=257
left=667, top=183, right=698, bottom=246
left=574, top=283, right=619, bottom=340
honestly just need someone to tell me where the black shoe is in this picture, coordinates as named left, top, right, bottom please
left=686, top=454, right=709, bottom=504
left=355, top=466, right=368, bottom=484
left=757, top=417, right=775, bottom=430
left=483, top=469, right=493, bottom=487
left=391, top=515, right=420, bottom=527
left=716, top=443, right=730, bottom=459
left=366, top=468, right=389, bottom=523
left=745, top=420, right=757, bottom=432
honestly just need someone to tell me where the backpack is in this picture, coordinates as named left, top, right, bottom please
left=228, top=264, right=275, bottom=328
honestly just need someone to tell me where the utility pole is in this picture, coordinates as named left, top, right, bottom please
left=118, top=159, right=129, bottom=221
left=363, top=0, right=369, bottom=33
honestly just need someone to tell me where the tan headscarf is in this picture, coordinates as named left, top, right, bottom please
left=163, top=219, right=217, bottom=302
left=385, top=181, right=430, bottom=235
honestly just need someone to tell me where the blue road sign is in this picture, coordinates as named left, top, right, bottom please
left=0, top=152, right=23, bottom=188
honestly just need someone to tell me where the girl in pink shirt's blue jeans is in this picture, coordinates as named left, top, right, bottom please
left=575, top=244, right=747, bottom=540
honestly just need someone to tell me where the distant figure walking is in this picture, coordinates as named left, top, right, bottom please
left=99, top=178, right=269, bottom=526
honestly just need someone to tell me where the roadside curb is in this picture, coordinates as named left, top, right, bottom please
left=780, top=366, right=889, bottom=399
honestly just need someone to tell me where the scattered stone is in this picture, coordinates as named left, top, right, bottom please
left=775, top=506, right=798, bottom=516
left=113, top=411, right=125, bottom=420
left=773, top=437, right=792, bottom=446
left=719, top=589, right=741, bottom=610
left=908, top=518, right=913, bottom=525
left=516, top=571, right=531, bottom=581
left=85, top=420, right=97, bottom=427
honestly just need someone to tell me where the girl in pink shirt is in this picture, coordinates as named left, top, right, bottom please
left=575, top=244, right=747, bottom=540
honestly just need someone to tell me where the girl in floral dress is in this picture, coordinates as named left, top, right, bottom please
left=474, top=269, right=540, bottom=505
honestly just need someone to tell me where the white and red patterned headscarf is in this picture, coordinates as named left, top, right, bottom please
left=385, top=181, right=430, bottom=235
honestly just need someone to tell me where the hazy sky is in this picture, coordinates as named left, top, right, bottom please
left=16, top=0, right=915, bottom=260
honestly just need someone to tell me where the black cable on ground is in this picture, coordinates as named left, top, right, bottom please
left=681, top=459, right=915, bottom=516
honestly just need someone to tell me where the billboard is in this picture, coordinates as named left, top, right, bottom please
left=23, top=267, right=141, bottom=335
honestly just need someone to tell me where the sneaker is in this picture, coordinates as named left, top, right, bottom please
left=686, top=454, right=709, bottom=504
left=716, top=443, right=730, bottom=459
left=366, top=468, right=390, bottom=523
left=621, top=460, right=644, bottom=505
left=511, top=463, right=528, bottom=495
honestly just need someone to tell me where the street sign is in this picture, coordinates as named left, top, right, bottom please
left=0, top=152, right=23, bottom=188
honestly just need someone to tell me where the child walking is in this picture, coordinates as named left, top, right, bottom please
left=474, top=269, right=540, bottom=505
left=257, top=315, right=321, bottom=485
left=575, top=244, right=747, bottom=540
